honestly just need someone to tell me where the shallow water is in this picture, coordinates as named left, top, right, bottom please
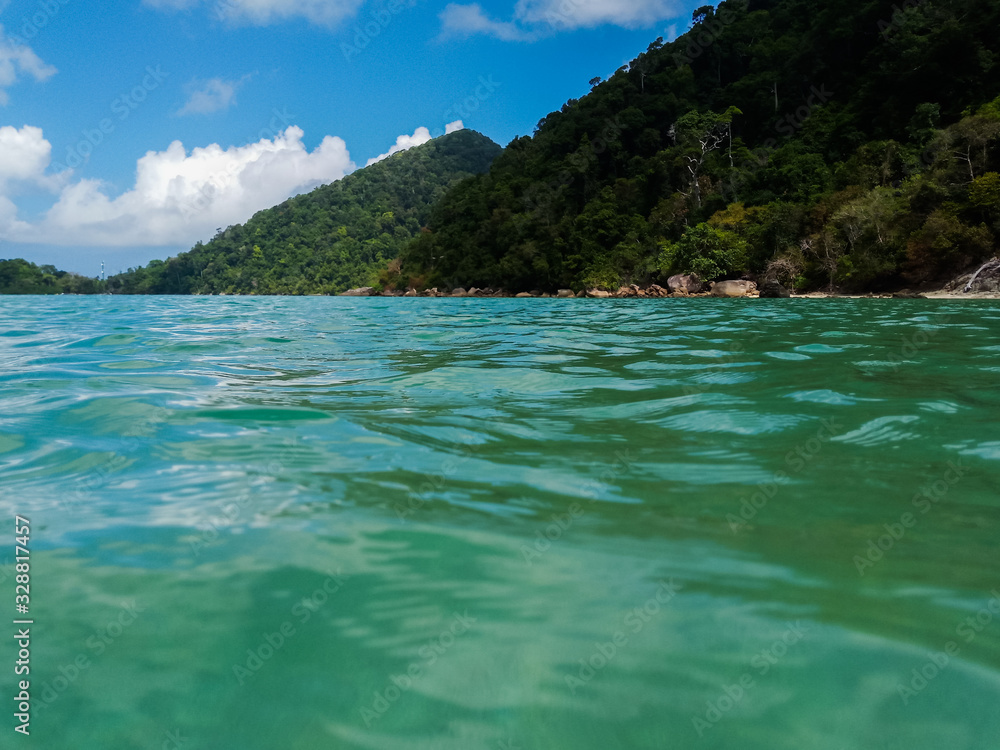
left=1, top=296, right=999, bottom=749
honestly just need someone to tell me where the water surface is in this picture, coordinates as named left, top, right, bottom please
left=1, top=296, right=999, bottom=749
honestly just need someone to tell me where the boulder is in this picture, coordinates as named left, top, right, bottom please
left=586, top=289, right=611, bottom=298
left=892, top=290, right=927, bottom=299
left=422, top=287, right=439, bottom=297
left=617, top=284, right=644, bottom=298
left=648, top=284, right=668, bottom=298
left=710, top=280, right=754, bottom=298
left=515, top=292, right=533, bottom=298
left=529, top=289, right=544, bottom=297
left=451, top=287, right=467, bottom=297
left=758, top=280, right=791, bottom=298
left=404, top=289, right=418, bottom=297
left=576, top=290, right=586, bottom=297
left=341, top=287, right=376, bottom=296
left=557, top=289, right=574, bottom=298
left=668, top=274, right=703, bottom=294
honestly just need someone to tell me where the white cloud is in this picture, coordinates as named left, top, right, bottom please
left=177, top=75, right=250, bottom=115
left=439, top=3, right=536, bottom=41
left=365, top=126, right=435, bottom=167
left=365, top=122, right=464, bottom=165
left=1, top=121, right=463, bottom=248
left=0, top=124, right=52, bottom=185
left=0, top=194, right=29, bottom=237
left=439, top=0, right=681, bottom=40
left=0, top=126, right=355, bottom=247
left=0, top=25, right=57, bottom=104
left=146, top=0, right=365, bottom=27
left=515, top=0, right=680, bottom=28
left=0, top=124, right=63, bottom=236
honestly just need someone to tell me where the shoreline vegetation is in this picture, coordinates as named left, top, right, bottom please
left=3, top=0, right=999, bottom=299
left=3, top=259, right=1000, bottom=299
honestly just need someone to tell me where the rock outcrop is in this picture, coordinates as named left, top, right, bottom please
left=668, top=274, right=703, bottom=294
left=945, top=258, right=1000, bottom=294
left=710, top=280, right=755, bottom=298
left=758, top=280, right=790, bottom=298
left=341, top=287, right=376, bottom=296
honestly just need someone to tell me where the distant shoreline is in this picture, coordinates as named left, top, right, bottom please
left=332, top=285, right=1000, bottom=300
left=6, top=289, right=998, bottom=299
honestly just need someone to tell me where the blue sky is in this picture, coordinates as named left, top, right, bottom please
left=0, top=0, right=698, bottom=274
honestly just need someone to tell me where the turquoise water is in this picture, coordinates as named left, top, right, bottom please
left=1, top=296, right=1000, bottom=749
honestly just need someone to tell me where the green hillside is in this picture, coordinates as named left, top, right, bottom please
left=107, top=129, right=502, bottom=295
left=390, top=0, right=1000, bottom=293
left=0, top=259, right=105, bottom=295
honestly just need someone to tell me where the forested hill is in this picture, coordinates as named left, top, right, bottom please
left=391, top=0, right=1000, bottom=293
left=0, top=259, right=104, bottom=295
left=107, top=129, right=502, bottom=295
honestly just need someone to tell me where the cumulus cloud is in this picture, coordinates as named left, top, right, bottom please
left=365, top=122, right=462, bottom=166
left=146, top=0, right=365, bottom=27
left=0, top=125, right=356, bottom=247
left=0, top=194, right=28, bottom=237
left=1, top=120, right=465, bottom=248
left=439, top=0, right=681, bottom=40
left=365, top=127, right=433, bottom=166
left=0, top=25, right=57, bottom=104
left=177, top=75, right=251, bottom=115
left=0, top=124, right=65, bottom=236
left=0, top=124, right=53, bottom=186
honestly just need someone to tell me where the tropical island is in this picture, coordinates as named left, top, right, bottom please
left=3, top=0, right=998, bottom=297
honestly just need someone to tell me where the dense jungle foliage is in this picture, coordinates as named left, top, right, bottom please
left=390, top=0, right=1000, bottom=292
left=105, top=129, right=501, bottom=294
left=6, top=0, right=999, bottom=295
left=0, top=259, right=105, bottom=295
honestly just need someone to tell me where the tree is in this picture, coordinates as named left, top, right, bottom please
left=660, top=223, right=747, bottom=280
left=969, top=172, right=1000, bottom=210
left=935, top=115, right=1000, bottom=182
left=905, top=209, right=994, bottom=283
left=674, top=107, right=742, bottom=207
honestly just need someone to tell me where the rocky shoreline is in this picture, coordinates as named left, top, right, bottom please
left=338, top=258, right=1000, bottom=299
left=340, top=280, right=1000, bottom=300
left=342, top=281, right=755, bottom=298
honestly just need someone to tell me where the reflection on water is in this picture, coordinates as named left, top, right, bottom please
left=1, top=296, right=999, bottom=749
